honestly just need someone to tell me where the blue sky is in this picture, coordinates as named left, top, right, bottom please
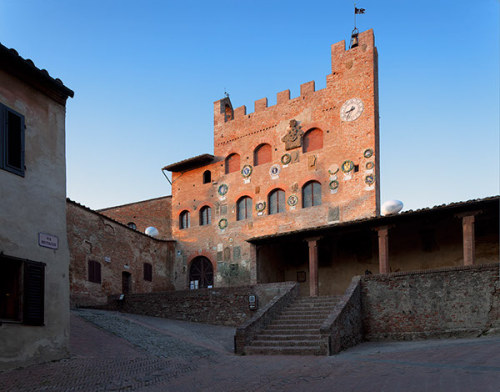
left=1, top=0, right=498, bottom=211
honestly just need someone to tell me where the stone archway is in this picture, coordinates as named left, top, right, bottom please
left=189, top=256, right=214, bottom=289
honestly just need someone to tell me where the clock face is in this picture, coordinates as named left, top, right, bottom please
left=340, top=98, right=364, bottom=122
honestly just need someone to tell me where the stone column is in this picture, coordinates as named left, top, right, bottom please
left=461, top=215, right=476, bottom=266
left=249, top=243, right=258, bottom=284
left=306, top=237, right=321, bottom=297
left=376, top=226, right=390, bottom=274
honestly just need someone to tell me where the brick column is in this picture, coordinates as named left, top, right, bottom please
left=376, top=226, right=390, bottom=274
left=306, top=237, right=321, bottom=297
left=462, top=215, right=476, bottom=266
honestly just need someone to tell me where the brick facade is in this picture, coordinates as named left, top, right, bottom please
left=99, top=196, right=172, bottom=239
left=167, top=29, right=380, bottom=290
left=67, top=200, right=175, bottom=307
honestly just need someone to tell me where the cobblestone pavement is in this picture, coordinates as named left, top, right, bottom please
left=1, top=309, right=499, bottom=391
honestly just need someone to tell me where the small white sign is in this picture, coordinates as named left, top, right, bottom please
left=38, top=233, right=58, bottom=250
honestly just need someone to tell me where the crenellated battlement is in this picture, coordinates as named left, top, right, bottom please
left=214, top=29, right=375, bottom=126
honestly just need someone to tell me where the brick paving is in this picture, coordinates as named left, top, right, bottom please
left=1, top=309, right=499, bottom=391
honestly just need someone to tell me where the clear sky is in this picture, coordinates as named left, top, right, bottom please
left=1, top=0, right=498, bottom=211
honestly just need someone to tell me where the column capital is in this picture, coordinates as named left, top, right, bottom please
left=305, top=236, right=322, bottom=245
left=455, top=210, right=482, bottom=219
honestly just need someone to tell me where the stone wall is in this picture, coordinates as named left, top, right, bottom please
left=105, top=282, right=296, bottom=327
left=67, top=200, right=175, bottom=307
left=320, top=277, right=363, bottom=354
left=361, top=263, right=500, bottom=340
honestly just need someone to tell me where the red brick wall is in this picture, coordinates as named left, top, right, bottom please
left=168, top=30, right=380, bottom=289
left=99, top=196, right=172, bottom=239
left=67, top=200, right=175, bottom=307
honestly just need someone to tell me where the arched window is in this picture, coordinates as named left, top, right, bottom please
left=254, top=143, right=272, bottom=166
left=303, top=128, right=323, bottom=153
left=302, top=181, right=322, bottom=208
left=179, top=210, right=190, bottom=229
left=268, top=189, right=285, bottom=215
left=225, top=153, right=240, bottom=174
left=127, top=222, right=137, bottom=230
left=203, top=170, right=211, bottom=184
left=199, top=206, right=212, bottom=226
left=237, top=196, right=252, bottom=221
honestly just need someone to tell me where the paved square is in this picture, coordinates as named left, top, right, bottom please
left=1, top=310, right=499, bottom=391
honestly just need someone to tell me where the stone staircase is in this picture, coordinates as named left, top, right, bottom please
left=244, top=295, right=342, bottom=355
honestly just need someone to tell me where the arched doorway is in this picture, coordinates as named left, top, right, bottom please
left=189, top=256, right=214, bottom=289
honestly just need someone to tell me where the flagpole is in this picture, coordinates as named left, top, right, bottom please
left=354, top=2, right=357, bottom=29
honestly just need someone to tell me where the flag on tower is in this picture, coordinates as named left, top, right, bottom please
left=355, top=7, right=365, bottom=14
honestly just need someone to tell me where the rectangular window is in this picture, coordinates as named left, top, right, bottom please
left=0, top=254, right=45, bottom=325
left=88, top=260, right=102, bottom=284
left=144, top=263, right=153, bottom=282
left=1, top=103, right=25, bottom=176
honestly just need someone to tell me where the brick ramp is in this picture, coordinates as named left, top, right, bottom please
left=245, top=296, right=342, bottom=355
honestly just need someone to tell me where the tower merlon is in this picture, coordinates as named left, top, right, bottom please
left=254, top=97, right=268, bottom=112
left=277, top=89, right=290, bottom=105
left=300, top=81, right=315, bottom=96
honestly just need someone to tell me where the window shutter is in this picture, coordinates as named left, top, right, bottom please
left=23, top=260, right=45, bottom=326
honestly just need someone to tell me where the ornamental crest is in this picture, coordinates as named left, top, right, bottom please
left=281, top=119, right=304, bottom=150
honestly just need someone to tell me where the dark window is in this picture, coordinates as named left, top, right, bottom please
left=189, top=257, right=214, bottom=289
left=127, top=222, right=137, bottom=230
left=122, top=271, right=131, bottom=294
left=143, top=263, right=153, bottom=281
left=88, top=260, right=101, bottom=284
left=302, top=181, right=322, bottom=208
left=203, top=170, right=211, bottom=184
left=303, top=128, right=323, bottom=153
left=225, top=153, right=240, bottom=174
left=268, top=189, right=285, bottom=214
left=180, top=210, right=190, bottom=229
left=0, top=104, right=25, bottom=176
left=254, top=143, right=272, bottom=166
left=199, top=206, right=212, bottom=226
left=237, top=196, right=252, bottom=220
left=0, top=254, right=45, bottom=325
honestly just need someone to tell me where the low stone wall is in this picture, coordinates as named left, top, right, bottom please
left=234, top=282, right=299, bottom=354
left=320, top=277, right=363, bottom=354
left=104, top=282, right=295, bottom=327
left=361, top=263, right=500, bottom=340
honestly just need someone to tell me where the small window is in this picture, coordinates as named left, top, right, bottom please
left=143, top=263, right=153, bottom=282
left=268, top=189, right=285, bottom=214
left=0, top=104, right=25, bottom=177
left=203, top=170, right=211, bottom=184
left=225, top=153, right=240, bottom=174
left=199, top=206, right=212, bottom=226
left=180, top=210, right=190, bottom=229
left=127, top=222, right=137, bottom=230
left=302, top=181, right=322, bottom=208
left=237, top=196, right=252, bottom=221
left=303, top=128, right=323, bottom=153
left=88, top=260, right=101, bottom=284
left=254, top=143, right=272, bottom=166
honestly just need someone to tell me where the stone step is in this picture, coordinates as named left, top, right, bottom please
left=255, top=334, right=321, bottom=341
left=261, top=328, right=320, bottom=335
left=244, top=346, right=324, bottom=356
left=249, top=339, right=322, bottom=347
left=267, top=323, right=323, bottom=330
left=277, top=314, right=329, bottom=321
